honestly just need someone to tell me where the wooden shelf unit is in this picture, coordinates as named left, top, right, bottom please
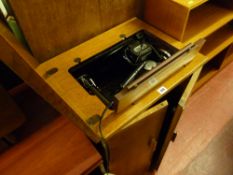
left=192, top=23, right=233, bottom=90
left=183, top=3, right=233, bottom=43
left=145, top=0, right=233, bottom=91
left=0, top=18, right=207, bottom=173
left=145, top=0, right=233, bottom=42
left=194, top=48, right=228, bottom=91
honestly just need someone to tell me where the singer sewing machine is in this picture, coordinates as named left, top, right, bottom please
left=69, top=30, right=204, bottom=112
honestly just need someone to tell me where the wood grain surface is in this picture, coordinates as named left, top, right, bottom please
left=0, top=18, right=207, bottom=142
left=8, top=0, right=143, bottom=62
left=0, top=21, right=100, bottom=142
left=144, top=0, right=190, bottom=41
left=0, top=117, right=102, bottom=175
left=108, top=101, right=168, bottom=175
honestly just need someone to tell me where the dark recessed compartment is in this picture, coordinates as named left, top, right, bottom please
left=69, top=30, right=178, bottom=109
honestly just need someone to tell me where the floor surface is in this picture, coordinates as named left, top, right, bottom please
left=156, top=61, right=233, bottom=175
left=179, top=118, right=233, bottom=175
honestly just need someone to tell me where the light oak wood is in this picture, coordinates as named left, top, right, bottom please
left=101, top=53, right=205, bottom=139
left=99, top=0, right=143, bottom=30
left=144, top=1, right=233, bottom=42
left=1, top=1, right=232, bottom=171
left=194, top=43, right=233, bottom=91
left=8, top=0, right=143, bottom=62
left=152, top=67, right=202, bottom=168
left=193, top=48, right=228, bottom=91
left=108, top=101, right=168, bottom=175
left=183, top=3, right=233, bottom=42
left=0, top=18, right=207, bottom=142
left=213, top=0, right=233, bottom=9
left=193, top=68, right=218, bottom=92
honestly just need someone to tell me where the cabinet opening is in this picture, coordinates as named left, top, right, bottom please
left=183, top=2, right=233, bottom=42
left=195, top=47, right=229, bottom=90
left=172, top=0, right=208, bottom=10
left=221, top=44, right=233, bottom=68
left=200, top=23, right=233, bottom=59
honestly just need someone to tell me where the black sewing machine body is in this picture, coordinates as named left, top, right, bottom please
left=69, top=30, right=178, bottom=109
left=69, top=30, right=205, bottom=111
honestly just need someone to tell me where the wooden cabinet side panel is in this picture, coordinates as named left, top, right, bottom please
left=144, top=0, right=190, bottom=41
left=107, top=102, right=168, bottom=175
left=8, top=0, right=143, bottom=62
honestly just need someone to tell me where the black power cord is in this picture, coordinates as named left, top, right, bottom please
left=98, top=105, right=111, bottom=173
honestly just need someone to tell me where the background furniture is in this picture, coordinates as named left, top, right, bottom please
left=145, top=0, right=233, bottom=91
left=108, top=101, right=168, bottom=175
left=0, top=85, right=25, bottom=143
left=0, top=116, right=102, bottom=175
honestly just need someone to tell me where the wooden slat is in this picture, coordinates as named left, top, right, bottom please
left=179, top=66, right=203, bottom=107
left=8, top=0, right=143, bottom=62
